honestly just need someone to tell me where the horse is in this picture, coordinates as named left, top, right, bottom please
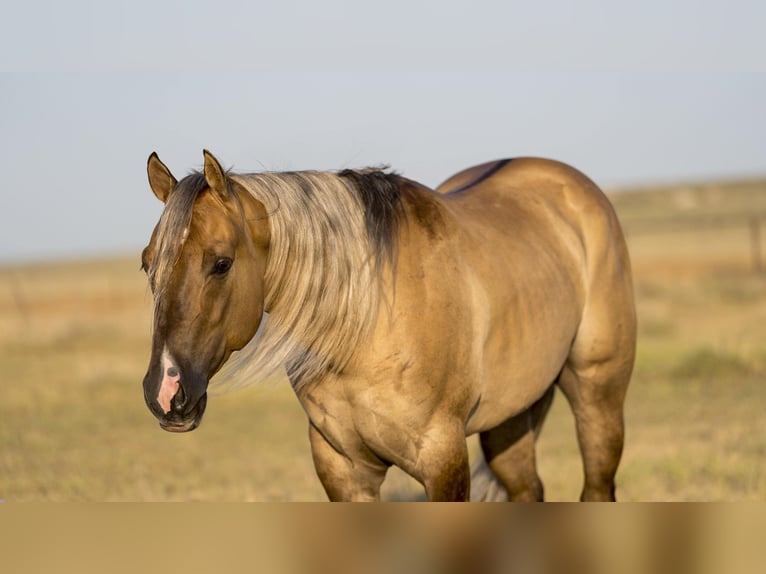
left=141, top=150, right=636, bottom=501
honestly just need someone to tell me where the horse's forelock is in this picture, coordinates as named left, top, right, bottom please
left=149, top=173, right=209, bottom=304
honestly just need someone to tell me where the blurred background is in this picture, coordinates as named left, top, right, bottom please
left=1, top=1, right=765, bottom=500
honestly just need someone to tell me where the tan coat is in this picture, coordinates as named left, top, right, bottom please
left=142, top=152, right=635, bottom=501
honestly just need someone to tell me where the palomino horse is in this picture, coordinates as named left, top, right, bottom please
left=141, top=151, right=636, bottom=501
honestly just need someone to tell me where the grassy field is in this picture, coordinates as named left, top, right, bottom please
left=1, top=178, right=765, bottom=501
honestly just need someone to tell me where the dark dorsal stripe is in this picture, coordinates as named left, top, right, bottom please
left=150, top=172, right=209, bottom=297
left=446, top=159, right=513, bottom=195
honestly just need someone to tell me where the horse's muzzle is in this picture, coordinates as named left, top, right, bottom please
left=158, top=393, right=207, bottom=433
left=143, top=360, right=209, bottom=432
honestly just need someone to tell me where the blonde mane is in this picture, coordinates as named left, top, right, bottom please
left=213, top=170, right=404, bottom=391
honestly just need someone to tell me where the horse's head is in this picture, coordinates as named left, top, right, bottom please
left=141, top=151, right=270, bottom=432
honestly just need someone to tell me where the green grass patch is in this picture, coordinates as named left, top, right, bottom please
left=671, top=347, right=758, bottom=382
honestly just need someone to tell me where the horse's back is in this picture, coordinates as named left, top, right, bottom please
left=437, top=158, right=628, bottom=271
left=435, top=159, right=514, bottom=195
left=437, top=156, right=633, bottom=312
left=438, top=157, right=610, bottom=213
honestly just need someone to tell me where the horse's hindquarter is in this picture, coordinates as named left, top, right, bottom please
left=441, top=160, right=606, bottom=432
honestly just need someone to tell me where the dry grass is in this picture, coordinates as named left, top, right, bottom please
left=0, top=258, right=315, bottom=500
left=1, top=178, right=765, bottom=500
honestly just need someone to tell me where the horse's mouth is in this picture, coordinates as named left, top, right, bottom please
left=160, top=418, right=199, bottom=433
left=158, top=395, right=206, bottom=433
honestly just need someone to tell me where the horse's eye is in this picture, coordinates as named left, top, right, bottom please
left=212, top=257, right=233, bottom=275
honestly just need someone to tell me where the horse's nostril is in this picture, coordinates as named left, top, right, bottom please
left=172, top=383, right=186, bottom=412
left=167, top=366, right=179, bottom=378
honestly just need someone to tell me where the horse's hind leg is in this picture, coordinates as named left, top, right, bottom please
left=557, top=359, right=630, bottom=501
left=557, top=300, right=635, bottom=502
left=557, top=210, right=636, bottom=501
left=479, top=386, right=555, bottom=501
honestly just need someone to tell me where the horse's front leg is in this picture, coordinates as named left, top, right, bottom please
left=416, top=421, right=471, bottom=502
left=308, top=423, right=388, bottom=502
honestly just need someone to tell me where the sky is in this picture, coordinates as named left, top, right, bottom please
left=1, top=0, right=765, bottom=262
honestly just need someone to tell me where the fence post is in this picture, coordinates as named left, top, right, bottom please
left=751, top=217, right=762, bottom=272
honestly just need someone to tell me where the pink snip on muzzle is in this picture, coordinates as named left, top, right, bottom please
left=157, top=348, right=181, bottom=414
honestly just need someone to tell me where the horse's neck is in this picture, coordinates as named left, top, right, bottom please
left=229, top=171, right=380, bottom=388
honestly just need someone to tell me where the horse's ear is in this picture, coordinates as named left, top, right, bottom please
left=203, top=149, right=229, bottom=203
left=147, top=152, right=177, bottom=203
